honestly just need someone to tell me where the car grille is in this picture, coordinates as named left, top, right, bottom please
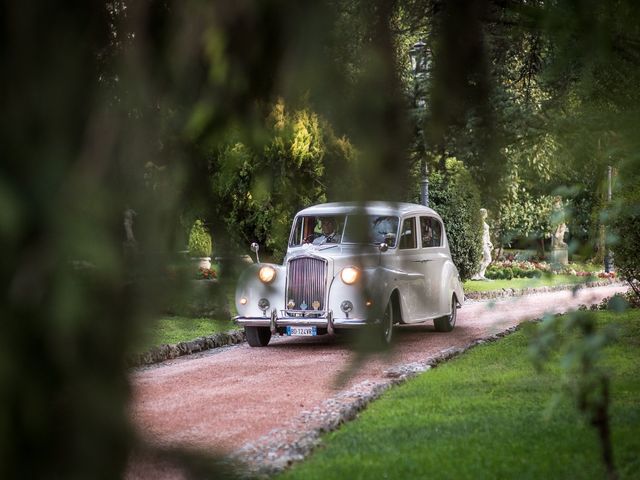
left=286, top=257, right=327, bottom=311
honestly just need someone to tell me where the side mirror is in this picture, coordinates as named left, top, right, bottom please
left=250, top=242, right=260, bottom=264
left=378, top=242, right=388, bottom=253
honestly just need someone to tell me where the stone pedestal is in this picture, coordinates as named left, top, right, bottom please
left=196, top=256, right=212, bottom=269
left=548, top=247, right=568, bottom=265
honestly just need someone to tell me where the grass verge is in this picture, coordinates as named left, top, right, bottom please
left=463, top=274, right=593, bottom=292
left=280, top=310, right=640, bottom=480
left=138, top=316, right=237, bottom=351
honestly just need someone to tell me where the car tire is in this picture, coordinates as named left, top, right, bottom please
left=245, top=326, right=272, bottom=347
left=434, top=295, right=457, bottom=332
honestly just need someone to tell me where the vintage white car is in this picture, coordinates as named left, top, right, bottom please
left=234, top=202, right=464, bottom=347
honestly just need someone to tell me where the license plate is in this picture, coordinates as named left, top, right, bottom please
left=286, top=326, right=317, bottom=336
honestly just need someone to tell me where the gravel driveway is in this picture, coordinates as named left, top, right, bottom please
left=129, top=284, right=627, bottom=475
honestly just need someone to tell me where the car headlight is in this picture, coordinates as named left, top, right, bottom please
left=258, top=266, right=276, bottom=284
left=340, top=266, right=360, bottom=285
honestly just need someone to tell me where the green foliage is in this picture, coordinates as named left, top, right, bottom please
left=530, top=310, right=620, bottom=478
left=402, top=0, right=640, bottom=260
left=160, top=276, right=229, bottom=319
left=428, top=158, right=482, bottom=280
left=211, top=99, right=358, bottom=261
left=493, top=169, right=555, bottom=248
left=188, top=220, right=212, bottom=257
left=1, top=4, right=137, bottom=479
left=486, top=266, right=543, bottom=280
left=611, top=159, right=640, bottom=297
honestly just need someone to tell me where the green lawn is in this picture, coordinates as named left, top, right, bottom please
left=280, top=310, right=640, bottom=480
left=464, top=274, right=595, bottom=292
left=138, top=316, right=237, bottom=350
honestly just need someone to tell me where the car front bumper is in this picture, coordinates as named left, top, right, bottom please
left=234, top=309, right=378, bottom=335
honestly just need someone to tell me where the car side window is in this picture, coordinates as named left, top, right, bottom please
left=420, top=216, right=442, bottom=248
left=399, top=217, right=417, bottom=249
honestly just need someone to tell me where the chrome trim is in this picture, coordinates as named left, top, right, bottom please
left=327, top=310, right=334, bottom=335
left=280, top=309, right=329, bottom=318
left=270, top=308, right=277, bottom=334
left=234, top=310, right=380, bottom=330
left=236, top=318, right=370, bottom=328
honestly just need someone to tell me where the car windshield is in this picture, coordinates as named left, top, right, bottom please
left=342, top=215, right=399, bottom=247
left=289, top=214, right=399, bottom=247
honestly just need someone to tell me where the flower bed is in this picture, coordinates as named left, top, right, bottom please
left=198, top=267, right=217, bottom=280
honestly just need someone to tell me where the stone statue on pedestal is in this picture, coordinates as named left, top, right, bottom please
left=123, top=208, right=138, bottom=256
left=472, top=208, right=493, bottom=280
left=124, top=208, right=137, bottom=243
left=551, top=221, right=568, bottom=249
left=549, top=196, right=568, bottom=264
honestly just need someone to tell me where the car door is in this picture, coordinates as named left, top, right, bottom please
left=395, top=216, right=428, bottom=321
left=417, top=215, right=447, bottom=318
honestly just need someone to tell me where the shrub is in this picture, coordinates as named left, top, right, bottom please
left=611, top=164, right=640, bottom=297
left=429, top=158, right=482, bottom=280
left=486, top=266, right=501, bottom=279
left=188, top=219, right=212, bottom=257
left=210, top=101, right=357, bottom=262
left=582, top=291, right=640, bottom=311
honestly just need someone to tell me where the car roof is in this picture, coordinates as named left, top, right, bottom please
left=296, top=201, right=442, bottom=219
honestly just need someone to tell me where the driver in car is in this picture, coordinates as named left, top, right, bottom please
left=311, top=217, right=340, bottom=244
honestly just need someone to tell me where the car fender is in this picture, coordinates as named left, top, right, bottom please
left=235, top=263, right=286, bottom=317
left=365, top=266, right=421, bottom=321
left=438, top=260, right=464, bottom=314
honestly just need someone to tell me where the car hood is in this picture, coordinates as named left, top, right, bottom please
left=284, top=244, right=384, bottom=275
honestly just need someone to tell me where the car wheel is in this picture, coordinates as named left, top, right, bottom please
left=434, top=295, right=457, bottom=332
left=245, top=326, right=272, bottom=347
left=379, top=301, right=394, bottom=344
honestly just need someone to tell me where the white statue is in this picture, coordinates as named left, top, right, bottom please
left=552, top=223, right=568, bottom=249
left=123, top=208, right=137, bottom=244
left=472, top=208, right=492, bottom=280
left=550, top=196, right=568, bottom=249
